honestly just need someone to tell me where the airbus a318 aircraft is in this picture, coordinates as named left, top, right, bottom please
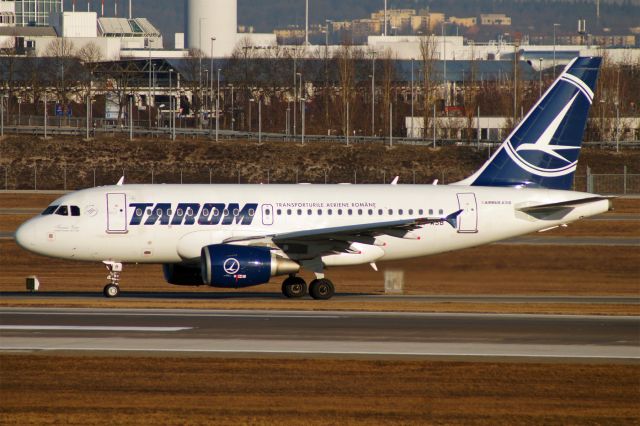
left=16, top=57, right=608, bottom=300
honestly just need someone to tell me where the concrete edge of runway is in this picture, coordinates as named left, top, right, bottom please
left=3, top=348, right=637, bottom=365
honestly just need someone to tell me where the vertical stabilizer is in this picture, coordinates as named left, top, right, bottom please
left=456, top=57, right=602, bottom=190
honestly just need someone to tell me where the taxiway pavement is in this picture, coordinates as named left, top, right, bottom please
left=1, top=308, right=638, bottom=361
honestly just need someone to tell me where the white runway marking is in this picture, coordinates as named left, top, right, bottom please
left=1, top=338, right=639, bottom=360
left=0, top=326, right=192, bottom=332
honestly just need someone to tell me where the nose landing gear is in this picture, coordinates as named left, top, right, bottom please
left=103, top=261, right=122, bottom=298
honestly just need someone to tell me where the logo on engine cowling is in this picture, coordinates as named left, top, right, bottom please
left=223, top=258, right=240, bottom=275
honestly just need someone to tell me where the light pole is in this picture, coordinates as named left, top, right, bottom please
left=209, top=36, right=216, bottom=137
left=370, top=51, right=376, bottom=136
left=86, top=94, right=90, bottom=140
left=169, top=68, right=175, bottom=141
left=553, top=23, right=560, bottom=79
left=324, top=20, right=332, bottom=129
left=389, top=102, right=393, bottom=147
left=538, top=57, right=543, bottom=98
left=293, top=55, right=297, bottom=138
left=301, top=97, right=306, bottom=145
left=0, top=93, right=5, bottom=138
left=249, top=98, right=253, bottom=133
left=410, top=58, right=414, bottom=138
left=305, top=0, right=309, bottom=45
left=152, top=64, right=157, bottom=129
left=216, top=68, right=221, bottom=141
left=129, top=93, right=133, bottom=141
left=615, top=101, right=620, bottom=152
left=148, top=58, right=152, bottom=129
left=442, top=22, right=448, bottom=109
left=258, top=97, right=262, bottom=144
left=286, top=103, right=290, bottom=137
left=44, top=91, right=48, bottom=139
left=297, top=72, right=302, bottom=141
left=230, top=84, right=234, bottom=131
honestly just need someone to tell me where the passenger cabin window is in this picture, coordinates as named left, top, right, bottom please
left=42, top=205, right=59, bottom=215
left=70, top=206, right=81, bottom=217
left=55, top=205, right=69, bottom=216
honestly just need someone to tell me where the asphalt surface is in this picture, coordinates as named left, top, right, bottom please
left=1, top=291, right=638, bottom=305
left=1, top=308, right=638, bottom=361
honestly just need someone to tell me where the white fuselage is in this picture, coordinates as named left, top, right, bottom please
left=16, top=184, right=609, bottom=267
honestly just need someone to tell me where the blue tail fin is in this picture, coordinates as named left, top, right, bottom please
left=458, top=57, right=602, bottom=190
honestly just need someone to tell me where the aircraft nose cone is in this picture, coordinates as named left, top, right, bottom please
left=15, top=220, right=37, bottom=251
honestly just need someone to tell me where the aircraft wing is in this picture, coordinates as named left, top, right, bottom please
left=223, top=210, right=463, bottom=259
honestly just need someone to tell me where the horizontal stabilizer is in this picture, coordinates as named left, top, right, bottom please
left=517, top=196, right=612, bottom=214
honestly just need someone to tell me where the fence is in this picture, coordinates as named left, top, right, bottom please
left=1, top=165, right=638, bottom=194
left=2, top=118, right=639, bottom=149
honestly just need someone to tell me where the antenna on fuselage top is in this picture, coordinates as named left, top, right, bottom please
left=116, top=176, right=125, bottom=186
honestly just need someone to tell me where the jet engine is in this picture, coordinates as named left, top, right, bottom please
left=201, top=244, right=299, bottom=288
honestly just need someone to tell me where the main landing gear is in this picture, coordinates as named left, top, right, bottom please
left=281, top=275, right=335, bottom=300
left=102, top=261, right=122, bottom=298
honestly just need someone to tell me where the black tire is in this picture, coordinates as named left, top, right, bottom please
left=282, top=277, right=307, bottom=298
left=309, top=279, right=335, bottom=300
left=103, top=284, right=120, bottom=298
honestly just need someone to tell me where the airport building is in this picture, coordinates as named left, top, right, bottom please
left=1, top=0, right=62, bottom=27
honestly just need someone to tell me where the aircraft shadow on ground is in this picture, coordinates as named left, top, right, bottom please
left=0, top=291, right=370, bottom=300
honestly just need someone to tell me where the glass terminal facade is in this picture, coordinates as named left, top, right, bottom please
left=14, top=0, right=62, bottom=26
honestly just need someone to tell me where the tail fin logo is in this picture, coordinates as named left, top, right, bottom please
left=503, top=70, right=594, bottom=178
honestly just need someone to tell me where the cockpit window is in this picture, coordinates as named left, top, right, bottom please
left=70, top=206, right=81, bottom=217
left=42, top=205, right=59, bottom=215
left=55, top=205, right=69, bottom=216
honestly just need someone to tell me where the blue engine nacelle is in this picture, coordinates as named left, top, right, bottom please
left=201, top=244, right=299, bottom=288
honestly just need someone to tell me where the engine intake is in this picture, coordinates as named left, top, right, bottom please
left=201, top=244, right=299, bottom=288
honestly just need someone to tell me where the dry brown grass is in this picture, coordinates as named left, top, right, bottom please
left=0, top=193, right=61, bottom=209
left=1, top=354, right=638, bottom=425
left=1, top=298, right=637, bottom=316
left=1, top=240, right=638, bottom=297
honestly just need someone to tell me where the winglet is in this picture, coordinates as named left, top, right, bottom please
left=390, top=176, right=399, bottom=185
left=445, top=209, right=463, bottom=229
left=116, top=176, right=125, bottom=186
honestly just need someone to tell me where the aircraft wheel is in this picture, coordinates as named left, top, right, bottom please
left=309, top=279, right=335, bottom=300
left=103, top=284, right=120, bottom=298
left=282, top=276, right=307, bottom=298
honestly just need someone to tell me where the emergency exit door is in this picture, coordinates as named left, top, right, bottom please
left=106, top=193, right=128, bottom=233
left=456, top=193, right=478, bottom=233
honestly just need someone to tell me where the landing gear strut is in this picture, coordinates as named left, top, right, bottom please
left=102, top=261, right=122, bottom=298
left=309, top=278, right=335, bottom=300
left=281, top=275, right=307, bottom=298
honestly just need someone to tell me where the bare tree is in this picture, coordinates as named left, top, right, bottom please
left=419, top=35, right=437, bottom=139
left=381, top=49, right=395, bottom=137
left=337, top=43, right=357, bottom=136
left=43, top=38, right=78, bottom=105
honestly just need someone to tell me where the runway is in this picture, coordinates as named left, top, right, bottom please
left=1, top=291, right=638, bottom=305
left=1, top=308, right=638, bottom=361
